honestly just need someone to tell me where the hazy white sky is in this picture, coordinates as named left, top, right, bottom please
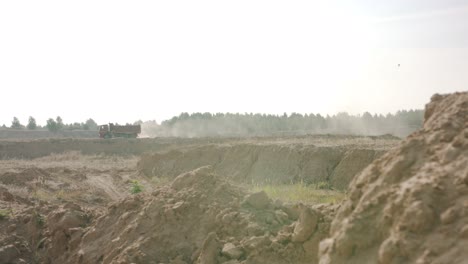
left=1, top=0, right=467, bottom=126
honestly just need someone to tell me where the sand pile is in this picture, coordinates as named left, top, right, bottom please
left=319, top=92, right=468, bottom=263
left=53, top=166, right=337, bottom=264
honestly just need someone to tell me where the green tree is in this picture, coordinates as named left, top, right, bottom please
left=11, top=117, right=22, bottom=129
left=56, top=116, right=64, bottom=130
left=69, top=122, right=82, bottom=130
left=130, top=180, right=143, bottom=194
left=46, top=118, right=58, bottom=133
left=27, top=116, right=37, bottom=130
left=84, top=118, right=98, bottom=130
left=133, top=120, right=143, bottom=125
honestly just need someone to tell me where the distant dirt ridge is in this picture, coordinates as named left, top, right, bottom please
left=0, top=129, right=98, bottom=139
left=138, top=144, right=387, bottom=190
left=0, top=135, right=399, bottom=190
left=0, top=135, right=399, bottom=160
left=0, top=138, right=170, bottom=159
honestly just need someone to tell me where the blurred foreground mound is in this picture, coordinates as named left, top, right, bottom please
left=66, top=166, right=338, bottom=264
left=319, top=92, right=468, bottom=263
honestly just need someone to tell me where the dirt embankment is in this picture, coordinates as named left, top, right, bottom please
left=0, top=136, right=398, bottom=190
left=138, top=144, right=387, bottom=190
left=320, top=92, right=468, bottom=263
left=0, top=135, right=399, bottom=160
left=0, top=130, right=98, bottom=140
left=0, top=138, right=179, bottom=159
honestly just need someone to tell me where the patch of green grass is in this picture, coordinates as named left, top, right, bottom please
left=56, top=189, right=66, bottom=200
left=314, top=181, right=333, bottom=190
left=130, top=180, right=143, bottom=194
left=0, top=209, right=11, bottom=220
left=251, top=182, right=345, bottom=204
left=34, top=212, right=45, bottom=227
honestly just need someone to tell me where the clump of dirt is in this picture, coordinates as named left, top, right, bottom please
left=0, top=189, right=55, bottom=264
left=40, top=202, right=93, bottom=263
left=0, top=199, right=95, bottom=264
left=319, top=92, right=468, bottom=263
left=48, top=166, right=337, bottom=264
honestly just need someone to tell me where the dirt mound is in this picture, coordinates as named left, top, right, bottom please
left=319, top=92, right=468, bottom=263
left=0, top=166, right=128, bottom=206
left=41, top=202, right=93, bottom=263
left=33, top=166, right=336, bottom=264
left=0, top=191, right=52, bottom=264
left=0, top=169, right=43, bottom=186
left=0, top=165, right=338, bottom=264
left=138, top=145, right=385, bottom=190
left=0, top=199, right=95, bottom=264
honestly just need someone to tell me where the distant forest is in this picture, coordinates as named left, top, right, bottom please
left=2, top=110, right=424, bottom=138
left=2, top=116, right=98, bottom=132
left=143, top=110, right=424, bottom=138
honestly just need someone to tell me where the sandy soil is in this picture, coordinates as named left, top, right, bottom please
left=320, top=92, right=468, bottom=263
left=0, top=136, right=378, bottom=263
left=0, top=153, right=338, bottom=264
left=138, top=143, right=385, bottom=190
left=0, top=92, right=465, bottom=264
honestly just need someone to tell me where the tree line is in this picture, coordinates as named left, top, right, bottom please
left=3, top=109, right=425, bottom=138
left=4, top=116, right=98, bottom=132
left=145, top=110, right=424, bottom=138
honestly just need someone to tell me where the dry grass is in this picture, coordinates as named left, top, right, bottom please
left=0, top=152, right=143, bottom=204
left=251, top=182, right=345, bottom=204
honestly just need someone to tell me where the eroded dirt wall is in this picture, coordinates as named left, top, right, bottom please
left=0, top=135, right=398, bottom=190
left=138, top=144, right=387, bottom=189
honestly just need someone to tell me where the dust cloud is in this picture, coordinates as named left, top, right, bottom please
left=141, top=111, right=423, bottom=138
